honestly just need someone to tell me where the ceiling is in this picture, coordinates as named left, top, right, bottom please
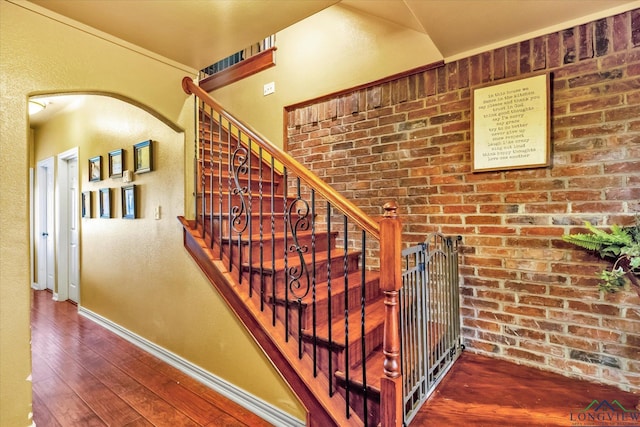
left=28, top=0, right=639, bottom=72
left=26, top=0, right=639, bottom=127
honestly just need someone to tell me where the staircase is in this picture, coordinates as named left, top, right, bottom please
left=179, top=77, right=405, bottom=427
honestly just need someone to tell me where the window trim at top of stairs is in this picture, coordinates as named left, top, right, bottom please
left=199, top=47, right=277, bottom=92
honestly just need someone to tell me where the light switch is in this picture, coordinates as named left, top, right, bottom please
left=263, top=82, right=275, bottom=96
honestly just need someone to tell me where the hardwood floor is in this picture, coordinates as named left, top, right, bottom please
left=31, top=288, right=639, bottom=426
left=413, top=352, right=640, bottom=426
left=31, top=289, right=273, bottom=427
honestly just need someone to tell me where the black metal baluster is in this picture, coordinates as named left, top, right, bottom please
left=271, top=157, right=276, bottom=326
left=208, top=107, right=214, bottom=248
left=259, top=147, right=264, bottom=311
left=232, top=127, right=247, bottom=281
left=283, top=168, right=289, bottom=341
left=248, top=139, right=253, bottom=296
left=193, top=97, right=198, bottom=230
left=327, top=201, right=333, bottom=396
left=199, top=103, right=206, bottom=231
left=343, top=214, right=350, bottom=418
left=287, top=177, right=310, bottom=359
left=217, top=112, right=223, bottom=258
left=311, top=190, right=317, bottom=377
left=226, top=122, right=232, bottom=272
left=360, top=230, right=368, bottom=427
left=200, top=105, right=205, bottom=234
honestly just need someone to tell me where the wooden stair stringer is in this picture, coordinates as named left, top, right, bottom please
left=179, top=217, right=363, bottom=427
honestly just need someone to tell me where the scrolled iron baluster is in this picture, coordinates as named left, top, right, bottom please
left=286, top=197, right=311, bottom=300
left=230, top=146, right=249, bottom=234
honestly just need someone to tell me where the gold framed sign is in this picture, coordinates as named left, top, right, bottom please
left=471, top=74, right=550, bottom=172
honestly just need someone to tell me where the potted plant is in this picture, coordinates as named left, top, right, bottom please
left=562, top=219, right=640, bottom=298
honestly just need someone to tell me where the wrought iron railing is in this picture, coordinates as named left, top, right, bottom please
left=182, top=77, right=464, bottom=426
left=400, top=233, right=463, bottom=424
left=182, top=77, right=406, bottom=427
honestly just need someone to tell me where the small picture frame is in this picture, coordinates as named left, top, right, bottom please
left=121, top=184, right=136, bottom=219
left=89, top=156, right=102, bottom=182
left=82, top=191, right=92, bottom=218
left=99, top=188, right=111, bottom=218
left=108, top=149, right=124, bottom=178
left=133, top=140, right=153, bottom=174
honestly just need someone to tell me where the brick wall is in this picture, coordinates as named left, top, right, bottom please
left=286, top=10, right=640, bottom=391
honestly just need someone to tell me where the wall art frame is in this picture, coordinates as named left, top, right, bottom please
left=108, top=148, right=124, bottom=178
left=88, top=155, right=102, bottom=182
left=99, top=188, right=111, bottom=218
left=121, top=184, right=136, bottom=219
left=133, top=140, right=153, bottom=174
left=82, top=191, right=92, bottom=218
left=471, top=73, right=550, bottom=172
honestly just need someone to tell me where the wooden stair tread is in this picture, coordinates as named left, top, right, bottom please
left=271, top=270, right=380, bottom=306
left=196, top=190, right=293, bottom=198
left=200, top=212, right=286, bottom=219
left=304, top=296, right=385, bottom=347
left=180, top=220, right=364, bottom=426
left=245, top=249, right=360, bottom=273
left=335, top=350, right=384, bottom=394
left=225, top=230, right=331, bottom=245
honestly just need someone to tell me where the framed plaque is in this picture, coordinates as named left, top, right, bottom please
left=471, top=74, right=550, bottom=172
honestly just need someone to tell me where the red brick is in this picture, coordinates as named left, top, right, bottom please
left=463, top=296, right=501, bottom=310
left=568, top=325, right=622, bottom=343
left=462, top=318, right=502, bottom=332
left=504, top=347, right=546, bottom=364
left=476, top=290, right=516, bottom=303
left=463, top=277, right=501, bottom=290
left=548, top=309, right=600, bottom=327
left=612, top=13, right=630, bottom=51
left=503, top=281, right=548, bottom=294
left=518, top=318, right=564, bottom=332
left=464, top=339, right=500, bottom=353
left=503, top=304, right=546, bottom=318
left=548, top=358, right=599, bottom=376
left=475, top=181, right=517, bottom=192
left=602, top=318, right=640, bottom=333
left=478, top=331, right=516, bottom=346
left=504, top=192, right=549, bottom=203
left=549, top=334, right=599, bottom=352
left=519, top=295, right=564, bottom=308
left=286, top=10, right=640, bottom=393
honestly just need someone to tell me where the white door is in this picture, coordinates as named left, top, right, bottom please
left=67, top=158, right=79, bottom=303
left=36, top=158, right=55, bottom=292
left=57, top=148, right=79, bottom=303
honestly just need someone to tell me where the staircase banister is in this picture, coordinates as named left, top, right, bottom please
left=182, top=76, right=380, bottom=238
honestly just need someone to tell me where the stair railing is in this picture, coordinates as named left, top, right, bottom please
left=182, top=77, right=403, bottom=427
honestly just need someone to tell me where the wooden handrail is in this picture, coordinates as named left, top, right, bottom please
left=182, top=76, right=381, bottom=238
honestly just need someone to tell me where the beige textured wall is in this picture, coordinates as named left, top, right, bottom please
left=0, top=1, right=303, bottom=425
left=210, top=4, right=442, bottom=147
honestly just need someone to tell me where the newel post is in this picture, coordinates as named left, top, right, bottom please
left=379, top=202, right=403, bottom=427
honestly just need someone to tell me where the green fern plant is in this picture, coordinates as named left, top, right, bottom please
left=562, top=219, right=640, bottom=294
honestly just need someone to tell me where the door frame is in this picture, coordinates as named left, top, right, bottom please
left=34, top=157, right=54, bottom=292
left=56, top=147, right=79, bottom=302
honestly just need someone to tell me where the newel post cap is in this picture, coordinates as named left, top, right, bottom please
left=383, top=201, right=398, bottom=218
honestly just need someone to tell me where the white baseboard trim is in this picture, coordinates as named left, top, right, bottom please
left=79, top=307, right=305, bottom=427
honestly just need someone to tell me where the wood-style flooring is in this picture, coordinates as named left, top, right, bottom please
left=31, top=288, right=639, bottom=426
left=31, top=289, right=273, bottom=427
left=413, top=351, right=640, bottom=426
